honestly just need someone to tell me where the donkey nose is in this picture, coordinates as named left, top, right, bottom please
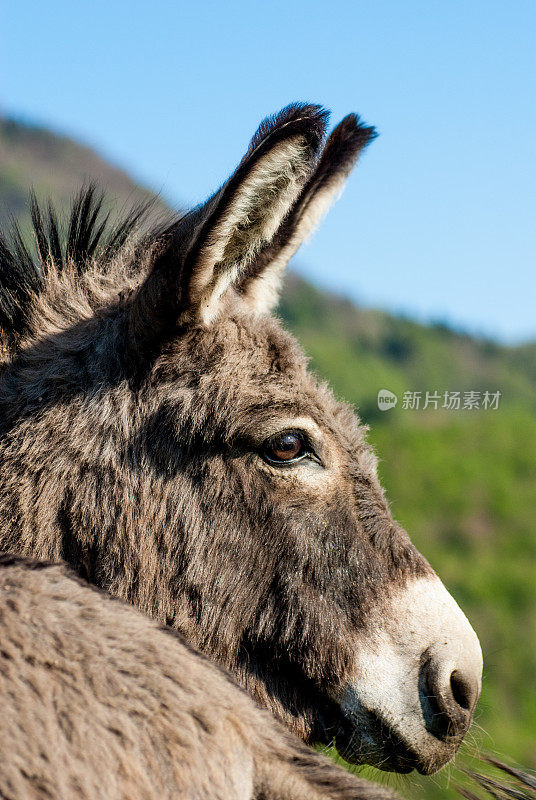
left=420, top=653, right=481, bottom=742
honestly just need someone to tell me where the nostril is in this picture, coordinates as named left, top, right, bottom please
left=420, top=659, right=478, bottom=742
left=450, top=669, right=475, bottom=712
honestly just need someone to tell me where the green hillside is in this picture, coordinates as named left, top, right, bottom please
left=1, top=117, right=535, bottom=797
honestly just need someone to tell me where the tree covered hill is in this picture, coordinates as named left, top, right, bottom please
left=1, top=115, right=535, bottom=798
left=280, top=274, right=536, bottom=417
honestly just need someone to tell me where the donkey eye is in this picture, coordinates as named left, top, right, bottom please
left=262, top=431, right=310, bottom=465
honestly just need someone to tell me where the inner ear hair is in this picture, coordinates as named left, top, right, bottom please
left=184, top=105, right=330, bottom=325
left=236, top=114, right=377, bottom=314
left=189, top=139, right=319, bottom=324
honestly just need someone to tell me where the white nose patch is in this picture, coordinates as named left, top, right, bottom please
left=340, top=574, right=483, bottom=769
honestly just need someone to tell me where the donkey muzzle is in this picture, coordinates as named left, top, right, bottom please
left=335, top=574, right=483, bottom=774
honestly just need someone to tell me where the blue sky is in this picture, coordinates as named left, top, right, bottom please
left=2, top=1, right=535, bottom=342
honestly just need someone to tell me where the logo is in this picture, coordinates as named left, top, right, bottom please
left=377, top=389, right=398, bottom=411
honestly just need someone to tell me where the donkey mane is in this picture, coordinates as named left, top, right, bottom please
left=0, top=185, right=173, bottom=355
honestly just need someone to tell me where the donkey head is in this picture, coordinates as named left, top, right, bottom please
left=0, top=105, right=482, bottom=775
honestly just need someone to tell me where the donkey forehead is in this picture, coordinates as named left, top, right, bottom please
left=187, top=312, right=308, bottom=378
left=161, top=312, right=373, bottom=456
left=167, top=312, right=320, bottom=402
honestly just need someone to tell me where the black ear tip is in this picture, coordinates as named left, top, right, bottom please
left=273, top=102, right=331, bottom=148
left=336, top=113, right=379, bottom=147
left=248, top=102, right=330, bottom=158
left=297, top=103, right=331, bottom=147
left=276, top=102, right=331, bottom=128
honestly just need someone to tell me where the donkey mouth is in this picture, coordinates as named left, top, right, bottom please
left=334, top=707, right=459, bottom=775
left=335, top=709, right=419, bottom=774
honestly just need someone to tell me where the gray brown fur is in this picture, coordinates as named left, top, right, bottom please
left=0, top=554, right=399, bottom=800
left=0, top=104, right=472, bottom=770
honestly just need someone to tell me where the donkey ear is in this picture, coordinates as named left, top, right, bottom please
left=235, top=114, right=377, bottom=314
left=129, top=104, right=328, bottom=343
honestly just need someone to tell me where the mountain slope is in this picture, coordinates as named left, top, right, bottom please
left=0, top=117, right=169, bottom=232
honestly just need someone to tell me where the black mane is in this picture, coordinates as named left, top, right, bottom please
left=0, top=185, right=155, bottom=345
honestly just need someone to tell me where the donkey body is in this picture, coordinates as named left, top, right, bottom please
left=0, top=104, right=482, bottom=774
left=0, top=554, right=400, bottom=800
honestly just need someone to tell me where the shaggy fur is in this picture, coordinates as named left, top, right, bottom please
left=0, top=104, right=477, bottom=773
left=0, top=554, right=400, bottom=800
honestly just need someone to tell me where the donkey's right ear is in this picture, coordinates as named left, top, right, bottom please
left=129, top=104, right=328, bottom=347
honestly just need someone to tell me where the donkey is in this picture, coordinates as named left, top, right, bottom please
left=0, top=104, right=482, bottom=776
left=0, top=553, right=400, bottom=800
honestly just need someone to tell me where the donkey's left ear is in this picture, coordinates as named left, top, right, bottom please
left=235, top=114, right=377, bottom=314
left=129, top=104, right=328, bottom=348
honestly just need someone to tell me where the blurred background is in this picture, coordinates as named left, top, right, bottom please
left=1, top=1, right=535, bottom=797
